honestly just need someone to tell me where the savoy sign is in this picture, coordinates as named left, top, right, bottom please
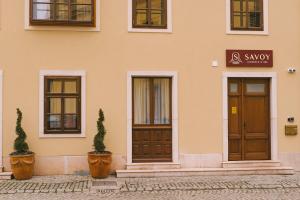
left=226, top=50, right=273, bottom=67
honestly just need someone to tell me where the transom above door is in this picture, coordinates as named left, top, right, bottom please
left=132, top=77, right=172, bottom=163
left=228, top=78, right=270, bottom=161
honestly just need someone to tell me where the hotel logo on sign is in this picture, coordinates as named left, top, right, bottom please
left=226, top=50, right=273, bottom=67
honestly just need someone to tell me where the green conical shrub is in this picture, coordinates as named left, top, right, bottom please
left=13, top=108, right=29, bottom=155
left=94, top=109, right=106, bottom=152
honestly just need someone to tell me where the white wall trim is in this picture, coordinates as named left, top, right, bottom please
left=0, top=70, right=3, bottom=169
left=226, top=0, right=269, bottom=35
left=39, top=70, right=86, bottom=138
left=127, top=71, right=178, bottom=164
left=222, top=72, right=278, bottom=161
left=24, top=0, right=101, bottom=32
left=128, top=0, right=173, bottom=33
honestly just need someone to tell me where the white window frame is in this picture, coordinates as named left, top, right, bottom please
left=127, top=71, right=178, bottom=164
left=39, top=70, right=86, bottom=138
left=128, top=0, right=173, bottom=33
left=24, top=0, right=101, bottom=32
left=226, top=0, right=269, bottom=35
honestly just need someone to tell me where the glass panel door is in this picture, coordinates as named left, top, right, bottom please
left=154, top=78, right=170, bottom=124
left=133, top=78, right=151, bottom=124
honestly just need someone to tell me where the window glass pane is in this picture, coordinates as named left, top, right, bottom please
left=49, top=98, right=61, bottom=114
left=71, top=5, right=92, bottom=22
left=249, top=12, right=261, bottom=27
left=230, top=83, right=238, bottom=93
left=48, top=115, right=61, bottom=129
left=65, top=98, right=77, bottom=114
left=64, top=80, right=77, bottom=93
left=136, top=0, right=148, bottom=9
left=248, top=0, right=261, bottom=12
left=151, top=11, right=163, bottom=25
left=154, top=78, right=170, bottom=124
left=136, top=10, right=147, bottom=25
left=32, top=0, right=54, bottom=20
left=246, top=83, right=265, bottom=93
left=133, top=78, right=150, bottom=124
left=232, top=0, right=246, bottom=12
left=233, top=12, right=247, bottom=28
left=49, top=80, right=62, bottom=93
left=55, top=2, right=69, bottom=21
left=64, top=115, right=77, bottom=129
left=151, top=0, right=163, bottom=9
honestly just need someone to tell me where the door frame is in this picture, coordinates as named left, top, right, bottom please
left=127, top=71, right=179, bottom=165
left=223, top=72, right=278, bottom=162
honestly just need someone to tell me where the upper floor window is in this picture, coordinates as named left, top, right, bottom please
left=231, top=0, right=263, bottom=31
left=30, top=0, right=95, bottom=26
left=132, top=0, right=167, bottom=29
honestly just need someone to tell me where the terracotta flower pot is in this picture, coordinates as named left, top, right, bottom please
left=88, top=152, right=112, bottom=179
left=10, top=153, right=35, bottom=180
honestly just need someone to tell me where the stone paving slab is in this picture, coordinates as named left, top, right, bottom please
left=0, top=173, right=300, bottom=199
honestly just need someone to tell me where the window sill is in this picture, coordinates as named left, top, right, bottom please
left=39, top=133, right=86, bottom=138
left=25, top=25, right=100, bottom=32
left=226, top=30, right=269, bottom=36
left=128, top=27, right=172, bottom=33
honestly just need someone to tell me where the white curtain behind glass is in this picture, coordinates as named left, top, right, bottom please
left=134, top=78, right=150, bottom=124
left=154, top=78, right=170, bottom=124
left=33, top=1, right=52, bottom=20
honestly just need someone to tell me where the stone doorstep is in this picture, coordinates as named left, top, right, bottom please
left=0, top=172, right=13, bottom=180
left=116, top=167, right=294, bottom=178
left=126, top=163, right=181, bottom=170
left=222, top=161, right=281, bottom=168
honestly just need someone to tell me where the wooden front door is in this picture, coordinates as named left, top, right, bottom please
left=228, top=78, right=270, bottom=161
left=132, top=77, right=172, bottom=163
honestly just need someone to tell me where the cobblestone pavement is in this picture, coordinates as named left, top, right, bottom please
left=1, top=173, right=300, bottom=199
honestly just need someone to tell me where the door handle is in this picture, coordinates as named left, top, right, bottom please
left=243, top=122, right=246, bottom=129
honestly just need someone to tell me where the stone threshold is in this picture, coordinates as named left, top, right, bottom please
left=126, top=163, right=181, bottom=170
left=222, top=160, right=281, bottom=168
left=116, top=167, right=294, bottom=178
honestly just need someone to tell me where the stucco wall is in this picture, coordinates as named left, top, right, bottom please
left=0, top=0, right=300, bottom=173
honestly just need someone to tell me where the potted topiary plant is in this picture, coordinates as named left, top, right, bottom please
left=10, top=108, right=34, bottom=180
left=88, top=109, right=112, bottom=178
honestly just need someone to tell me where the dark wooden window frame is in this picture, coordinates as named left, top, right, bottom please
left=132, top=0, right=167, bottom=29
left=30, top=0, right=96, bottom=27
left=132, top=77, right=172, bottom=128
left=44, top=76, right=81, bottom=134
left=230, top=0, right=264, bottom=31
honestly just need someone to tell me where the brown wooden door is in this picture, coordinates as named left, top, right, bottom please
left=132, top=77, right=172, bottom=163
left=228, top=78, right=270, bottom=161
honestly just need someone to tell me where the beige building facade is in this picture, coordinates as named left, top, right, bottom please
left=0, top=0, right=299, bottom=176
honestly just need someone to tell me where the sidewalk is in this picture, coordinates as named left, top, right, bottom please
left=0, top=173, right=300, bottom=199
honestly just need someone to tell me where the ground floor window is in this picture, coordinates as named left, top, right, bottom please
left=44, top=76, right=81, bottom=134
